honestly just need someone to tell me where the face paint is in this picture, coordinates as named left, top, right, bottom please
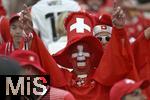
left=96, top=32, right=111, bottom=48
left=72, top=45, right=90, bottom=67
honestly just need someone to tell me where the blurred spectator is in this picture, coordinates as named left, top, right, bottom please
left=122, top=0, right=150, bottom=12
left=0, top=56, right=22, bottom=75
left=110, top=79, right=149, bottom=100
left=31, top=0, right=80, bottom=48
left=0, top=14, right=24, bottom=55
left=119, top=0, right=150, bottom=43
left=79, top=0, right=113, bottom=16
left=10, top=50, right=46, bottom=75
left=10, top=50, right=75, bottom=100
left=75, top=0, right=89, bottom=11
left=0, top=56, right=26, bottom=99
left=2, top=0, right=39, bottom=17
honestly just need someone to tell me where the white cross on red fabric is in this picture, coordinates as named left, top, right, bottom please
left=70, top=18, right=91, bottom=33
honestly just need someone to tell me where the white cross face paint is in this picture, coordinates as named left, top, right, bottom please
left=72, top=45, right=90, bottom=67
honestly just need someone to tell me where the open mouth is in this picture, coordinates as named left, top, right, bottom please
left=77, top=61, right=86, bottom=67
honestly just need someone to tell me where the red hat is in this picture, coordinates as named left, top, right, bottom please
left=53, top=12, right=103, bottom=68
left=93, top=14, right=112, bottom=36
left=9, top=13, right=21, bottom=24
left=10, top=50, right=46, bottom=73
left=110, top=79, right=150, bottom=100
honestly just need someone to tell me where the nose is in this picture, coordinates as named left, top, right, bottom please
left=16, top=27, right=23, bottom=35
left=102, top=41, right=108, bottom=47
left=78, top=52, right=83, bottom=56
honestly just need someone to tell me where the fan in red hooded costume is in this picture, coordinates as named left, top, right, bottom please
left=53, top=12, right=113, bottom=100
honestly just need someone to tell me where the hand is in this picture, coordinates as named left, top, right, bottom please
left=19, top=4, right=33, bottom=34
left=112, top=1, right=126, bottom=29
left=144, top=27, right=150, bottom=39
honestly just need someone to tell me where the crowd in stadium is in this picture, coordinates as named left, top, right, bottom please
left=0, top=0, right=149, bottom=100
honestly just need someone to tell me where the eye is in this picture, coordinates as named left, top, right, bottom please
left=97, top=37, right=102, bottom=41
left=11, top=25, right=16, bottom=30
left=105, top=36, right=110, bottom=41
left=131, top=90, right=141, bottom=96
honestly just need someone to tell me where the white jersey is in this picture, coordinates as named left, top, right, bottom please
left=48, top=36, right=67, bottom=54
left=31, top=0, right=80, bottom=48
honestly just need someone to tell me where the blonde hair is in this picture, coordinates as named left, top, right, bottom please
left=56, top=12, right=68, bottom=37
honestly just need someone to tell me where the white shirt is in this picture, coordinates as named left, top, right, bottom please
left=31, top=0, right=80, bottom=48
left=48, top=36, right=67, bottom=54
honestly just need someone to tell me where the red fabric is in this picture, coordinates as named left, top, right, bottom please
left=98, top=13, right=112, bottom=27
left=60, top=69, right=110, bottom=100
left=30, top=31, right=67, bottom=87
left=53, top=12, right=109, bottom=99
left=132, top=33, right=150, bottom=97
left=10, top=50, right=46, bottom=73
left=110, top=79, right=150, bottom=100
left=0, top=42, right=7, bottom=55
left=0, top=16, right=11, bottom=43
left=94, top=27, right=139, bottom=86
left=53, top=12, right=103, bottom=68
left=0, top=41, right=23, bottom=55
left=64, top=12, right=95, bottom=42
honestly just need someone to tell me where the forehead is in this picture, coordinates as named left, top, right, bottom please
left=96, top=32, right=111, bottom=36
left=10, top=19, right=20, bottom=26
left=69, top=42, right=91, bottom=52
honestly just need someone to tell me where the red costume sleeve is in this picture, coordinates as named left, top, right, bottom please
left=132, top=32, right=150, bottom=80
left=132, top=32, right=150, bottom=97
left=0, top=16, right=12, bottom=42
left=30, top=31, right=67, bottom=87
left=93, top=27, right=139, bottom=86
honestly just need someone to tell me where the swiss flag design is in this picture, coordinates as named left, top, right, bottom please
left=101, top=25, right=107, bottom=30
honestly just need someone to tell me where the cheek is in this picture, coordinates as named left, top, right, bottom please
left=70, top=58, right=77, bottom=66
left=10, top=29, right=15, bottom=36
left=86, top=58, right=92, bottom=66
